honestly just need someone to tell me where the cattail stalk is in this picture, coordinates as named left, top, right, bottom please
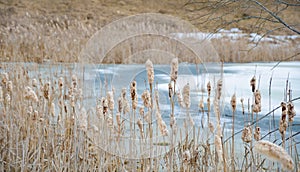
left=230, top=94, right=236, bottom=171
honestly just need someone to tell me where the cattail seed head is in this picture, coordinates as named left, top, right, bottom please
left=209, top=122, right=214, bottom=133
left=254, top=126, right=261, bottom=141
left=118, top=97, right=123, bottom=113
left=182, top=83, right=190, bottom=108
left=43, top=82, right=50, bottom=100
left=207, top=81, right=211, bottom=96
left=58, top=77, right=64, bottom=90
left=170, top=58, right=178, bottom=82
left=287, top=102, right=296, bottom=122
left=176, top=90, right=184, bottom=107
left=231, top=94, right=236, bottom=111
left=250, top=76, right=256, bottom=93
left=145, top=59, right=154, bottom=84
left=168, top=83, right=173, bottom=98
left=71, top=74, right=78, bottom=89
left=1, top=72, right=9, bottom=85
left=137, top=118, right=143, bottom=132
left=130, top=81, right=138, bottom=110
left=141, top=90, right=151, bottom=108
left=107, top=91, right=114, bottom=111
left=279, top=102, right=288, bottom=135
left=116, top=112, right=121, bottom=125
left=241, top=125, right=252, bottom=143
left=254, top=140, right=294, bottom=171
left=7, top=81, right=13, bottom=92
left=216, top=79, right=222, bottom=100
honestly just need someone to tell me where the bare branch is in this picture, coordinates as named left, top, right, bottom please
left=277, top=0, right=300, bottom=6
left=250, top=0, right=300, bottom=34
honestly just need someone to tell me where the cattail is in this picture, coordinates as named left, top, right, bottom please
left=254, top=140, right=294, bottom=171
left=168, top=82, right=173, bottom=98
left=78, top=108, right=87, bottom=131
left=24, top=86, right=39, bottom=102
left=170, top=113, right=177, bottom=132
left=145, top=59, right=154, bottom=84
left=107, top=91, right=114, bottom=111
left=7, top=81, right=13, bottom=92
left=96, top=99, right=104, bottom=118
left=176, top=90, right=184, bottom=107
left=183, top=150, right=191, bottom=164
left=123, top=98, right=130, bottom=114
left=170, top=58, right=178, bottom=82
left=1, top=72, right=9, bottom=85
left=58, top=77, right=64, bottom=90
left=254, top=126, right=261, bottom=141
left=231, top=94, right=236, bottom=111
left=216, top=79, right=222, bottom=100
left=141, top=90, right=151, bottom=108
left=207, top=81, right=211, bottom=96
left=250, top=76, right=256, bottom=93
left=43, top=82, right=50, bottom=100
left=101, top=97, right=108, bottom=115
left=241, top=125, right=252, bottom=143
left=118, top=97, right=123, bottom=113
left=279, top=102, right=288, bottom=136
left=71, top=74, right=78, bottom=89
left=130, top=81, right=138, bottom=110
left=137, top=118, right=144, bottom=139
left=116, top=112, right=121, bottom=125
left=253, top=90, right=261, bottom=113
left=32, top=78, right=38, bottom=88
left=287, top=102, right=296, bottom=122
left=182, top=83, right=190, bottom=108
left=241, top=98, right=245, bottom=115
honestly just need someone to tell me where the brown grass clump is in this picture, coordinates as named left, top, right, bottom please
left=254, top=140, right=294, bottom=171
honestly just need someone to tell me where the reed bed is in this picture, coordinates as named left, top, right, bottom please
left=0, top=59, right=299, bottom=171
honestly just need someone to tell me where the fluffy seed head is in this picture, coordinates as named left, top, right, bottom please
left=58, top=77, right=64, bottom=90
left=207, top=81, right=211, bottom=96
left=145, top=59, right=154, bottom=84
left=170, top=58, right=178, bottom=82
left=141, top=90, right=151, bottom=108
left=32, top=78, right=38, bottom=87
left=241, top=125, right=252, bottom=143
left=254, top=140, right=294, bottom=171
left=254, top=126, right=261, bottom=141
left=107, top=91, right=114, bottom=111
left=287, top=102, right=296, bottom=122
left=216, top=79, right=222, bottom=100
left=182, top=83, right=190, bottom=108
left=250, top=76, right=256, bottom=92
left=183, top=150, right=191, bottom=163
left=130, top=81, right=138, bottom=110
left=231, top=93, right=236, bottom=111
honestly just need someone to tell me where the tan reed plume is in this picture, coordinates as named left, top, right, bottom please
left=156, top=110, right=168, bottom=136
left=130, top=80, right=138, bottom=110
left=182, top=83, right=190, bottom=108
left=145, top=59, right=154, bottom=84
left=241, top=125, right=252, bottom=143
left=253, top=90, right=261, bottom=113
left=254, top=126, right=261, bottom=141
left=231, top=94, right=236, bottom=111
left=254, top=140, right=294, bottom=171
left=141, top=89, right=151, bottom=108
left=170, top=58, right=178, bottom=82
left=250, top=76, right=256, bottom=93
left=216, top=79, right=222, bottom=100
left=287, top=102, right=296, bottom=122
left=207, top=81, right=211, bottom=97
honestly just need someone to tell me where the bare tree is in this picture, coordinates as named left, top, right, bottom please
left=184, top=0, right=300, bottom=35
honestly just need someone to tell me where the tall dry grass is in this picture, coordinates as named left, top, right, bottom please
left=0, top=59, right=299, bottom=171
